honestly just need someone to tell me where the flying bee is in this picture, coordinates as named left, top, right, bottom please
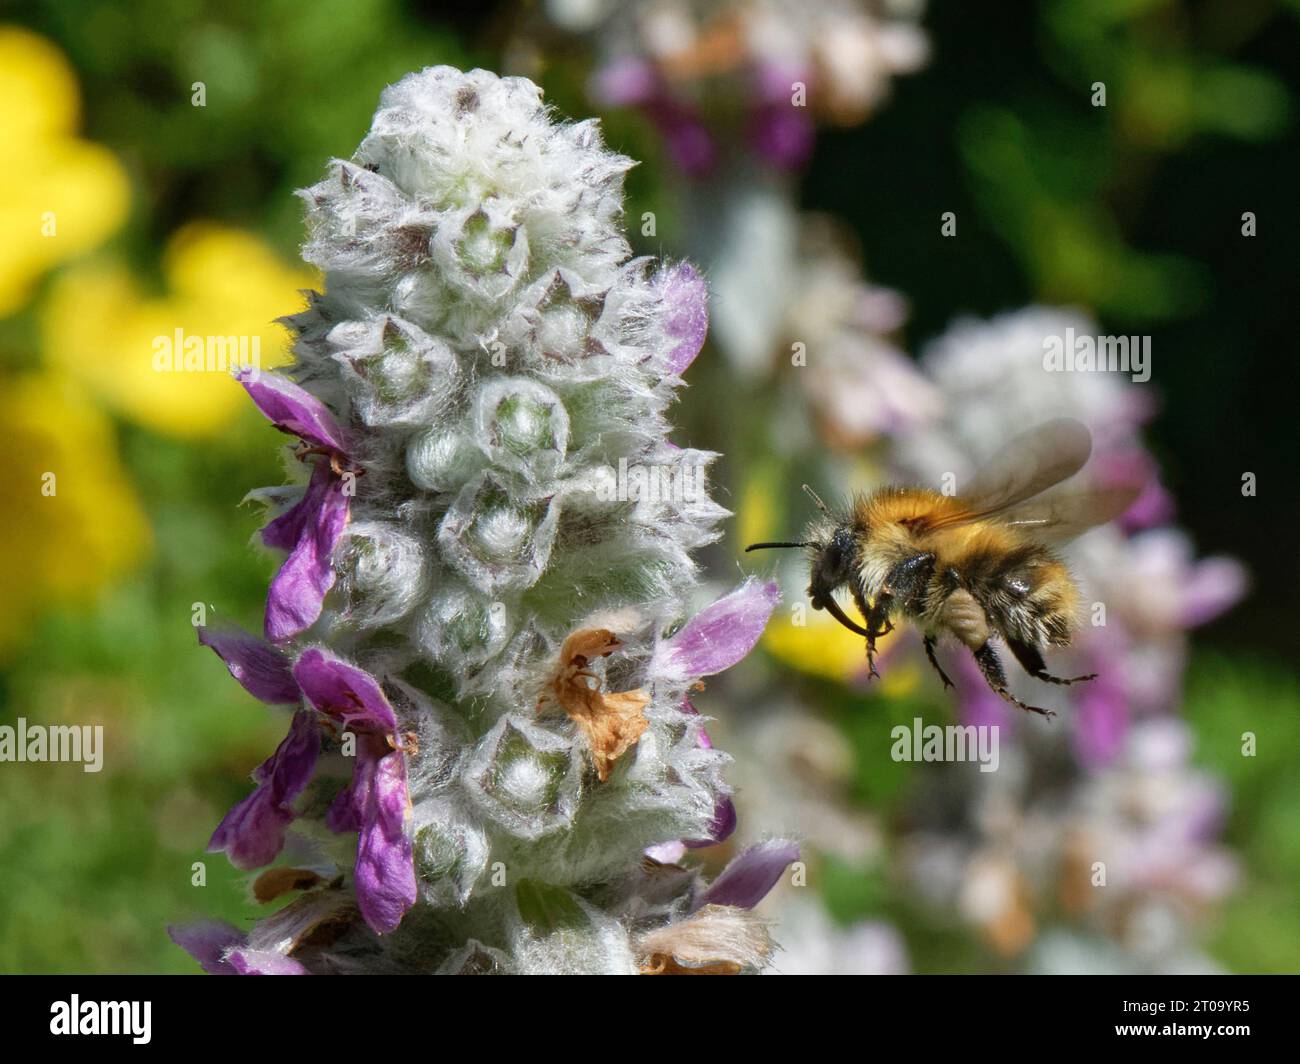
left=746, top=418, right=1140, bottom=718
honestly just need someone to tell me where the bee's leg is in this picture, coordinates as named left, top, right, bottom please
left=1006, top=639, right=1096, bottom=686
left=923, top=635, right=954, bottom=690
left=972, top=642, right=1056, bottom=718
left=851, top=584, right=894, bottom=680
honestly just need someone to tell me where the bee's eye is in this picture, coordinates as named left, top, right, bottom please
left=813, top=528, right=857, bottom=591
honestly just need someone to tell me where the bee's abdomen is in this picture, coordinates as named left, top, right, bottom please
left=937, top=588, right=989, bottom=649
left=946, top=540, right=1078, bottom=648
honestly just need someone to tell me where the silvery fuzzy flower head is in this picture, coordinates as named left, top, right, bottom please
left=173, top=66, right=795, bottom=976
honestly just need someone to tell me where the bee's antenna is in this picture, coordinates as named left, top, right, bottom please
left=745, top=541, right=812, bottom=552
left=801, top=484, right=834, bottom=518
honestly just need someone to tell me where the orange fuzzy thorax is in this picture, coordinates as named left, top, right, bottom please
left=851, top=486, right=1080, bottom=646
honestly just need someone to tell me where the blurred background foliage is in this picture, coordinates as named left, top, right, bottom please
left=0, top=0, right=1296, bottom=973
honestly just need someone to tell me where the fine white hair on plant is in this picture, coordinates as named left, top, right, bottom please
left=176, top=65, right=794, bottom=975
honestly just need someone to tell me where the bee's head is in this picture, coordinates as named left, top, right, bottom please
left=807, top=524, right=858, bottom=607
left=744, top=486, right=872, bottom=639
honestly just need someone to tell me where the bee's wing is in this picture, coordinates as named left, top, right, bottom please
left=928, top=417, right=1094, bottom=529
left=997, top=483, right=1143, bottom=543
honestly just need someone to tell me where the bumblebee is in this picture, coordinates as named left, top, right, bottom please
left=747, top=418, right=1139, bottom=717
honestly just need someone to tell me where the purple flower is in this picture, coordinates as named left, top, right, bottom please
left=679, top=699, right=736, bottom=849
left=750, top=104, right=815, bottom=170
left=642, top=583, right=777, bottom=860
left=197, top=625, right=299, bottom=704
left=294, top=648, right=417, bottom=934
left=652, top=577, right=781, bottom=682
left=169, top=920, right=311, bottom=976
left=167, top=921, right=247, bottom=975
left=685, top=795, right=738, bottom=850
left=209, top=709, right=321, bottom=870
left=695, top=839, right=801, bottom=910
left=199, top=630, right=417, bottom=934
left=654, top=262, right=709, bottom=374
left=237, top=369, right=354, bottom=644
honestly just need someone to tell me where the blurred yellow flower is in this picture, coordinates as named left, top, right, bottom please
left=42, top=223, right=319, bottom=438
left=0, top=26, right=130, bottom=317
left=764, top=607, right=875, bottom=682
left=4, top=373, right=150, bottom=656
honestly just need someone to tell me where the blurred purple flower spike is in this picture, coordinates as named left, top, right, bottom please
left=1180, top=557, right=1248, bottom=628
left=591, top=57, right=715, bottom=176
left=751, top=107, right=814, bottom=169
left=1073, top=635, right=1131, bottom=771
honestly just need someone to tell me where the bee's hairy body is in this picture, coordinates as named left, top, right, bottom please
left=748, top=418, right=1139, bottom=718
left=848, top=487, right=1079, bottom=651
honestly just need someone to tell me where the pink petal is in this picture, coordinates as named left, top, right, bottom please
left=198, top=625, right=300, bottom=704
left=654, top=262, right=709, bottom=375
left=209, top=709, right=321, bottom=870
left=226, top=949, right=311, bottom=975
left=696, top=839, right=800, bottom=910
left=292, top=648, right=398, bottom=734
left=237, top=368, right=349, bottom=454
left=654, top=578, right=780, bottom=681
left=1181, top=557, right=1248, bottom=628
left=263, top=462, right=350, bottom=643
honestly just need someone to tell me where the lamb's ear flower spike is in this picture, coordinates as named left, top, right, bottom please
left=182, top=65, right=783, bottom=974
